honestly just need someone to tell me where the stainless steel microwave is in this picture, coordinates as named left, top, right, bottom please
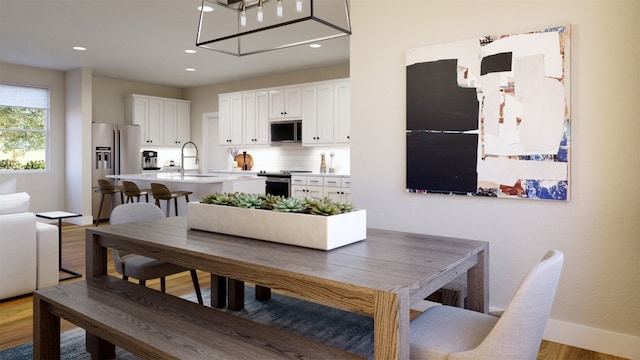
left=270, top=120, right=302, bottom=143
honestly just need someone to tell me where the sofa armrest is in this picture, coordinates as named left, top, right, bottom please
left=0, top=212, right=37, bottom=299
left=36, top=222, right=59, bottom=289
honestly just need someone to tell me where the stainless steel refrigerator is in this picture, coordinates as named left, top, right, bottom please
left=91, top=123, right=141, bottom=221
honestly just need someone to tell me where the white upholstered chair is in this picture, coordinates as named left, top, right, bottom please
left=109, top=202, right=203, bottom=305
left=410, top=250, right=564, bottom=360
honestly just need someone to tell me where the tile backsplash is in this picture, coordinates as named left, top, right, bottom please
left=152, top=144, right=350, bottom=175
left=240, top=144, right=350, bottom=174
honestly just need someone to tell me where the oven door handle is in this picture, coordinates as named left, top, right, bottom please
left=265, top=177, right=291, bottom=183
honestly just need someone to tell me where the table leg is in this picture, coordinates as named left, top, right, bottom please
left=228, top=278, right=245, bottom=311
left=33, top=293, right=60, bottom=359
left=211, top=274, right=227, bottom=308
left=57, top=218, right=82, bottom=280
left=255, top=285, right=271, bottom=301
left=467, top=247, right=489, bottom=313
left=373, top=289, right=409, bottom=360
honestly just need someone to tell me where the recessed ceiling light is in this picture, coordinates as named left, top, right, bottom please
left=185, top=49, right=197, bottom=54
left=198, top=5, right=213, bottom=12
left=73, top=46, right=86, bottom=51
left=185, top=68, right=196, bottom=72
left=309, top=44, right=321, bottom=48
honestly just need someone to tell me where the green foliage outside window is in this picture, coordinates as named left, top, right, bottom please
left=0, top=106, right=47, bottom=171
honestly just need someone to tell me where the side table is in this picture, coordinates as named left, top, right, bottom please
left=36, top=211, right=83, bottom=280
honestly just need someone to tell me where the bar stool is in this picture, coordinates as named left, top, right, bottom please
left=122, top=181, right=151, bottom=203
left=150, top=182, right=193, bottom=217
left=95, top=179, right=124, bottom=226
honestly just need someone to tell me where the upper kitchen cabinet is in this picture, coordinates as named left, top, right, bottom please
left=243, top=91, right=269, bottom=146
left=218, top=94, right=243, bottom=146
left=302, top=84, right=334, bottom=145
left=269, top=87, right=302, bottom=120
left=163, top=99, right=191, bottom=146
left=126, top=94, right=191, bottom=147
left=126, top=95, right=162, bottom=145
left=333, top=81, right=351, bottom=144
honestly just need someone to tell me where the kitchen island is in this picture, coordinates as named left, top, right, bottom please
left=107, top=172, right=265, bottom=216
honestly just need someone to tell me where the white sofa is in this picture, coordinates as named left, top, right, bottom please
left=0, top=192, right=59, bottom=300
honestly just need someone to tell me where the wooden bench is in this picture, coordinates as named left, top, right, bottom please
left=33, top=276, right=364, bottom=360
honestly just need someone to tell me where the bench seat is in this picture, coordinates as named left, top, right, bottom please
left=34, top=276, right=363, bottom=360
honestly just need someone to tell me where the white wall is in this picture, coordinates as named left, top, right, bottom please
left=65, top=68, right=93, bottom=224
left=349, top=0, right=639, bottom=358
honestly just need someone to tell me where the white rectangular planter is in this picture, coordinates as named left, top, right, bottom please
left=187, top=202, right=366, bottom=250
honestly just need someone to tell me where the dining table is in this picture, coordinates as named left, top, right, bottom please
left=85, top=216, right=489, bottom=360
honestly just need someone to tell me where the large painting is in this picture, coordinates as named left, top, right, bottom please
left=406, top=25, right=570, bottom=200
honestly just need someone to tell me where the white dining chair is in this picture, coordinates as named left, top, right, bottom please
left=410, top=250, right=564, bottom=360
left=109, top=202, right=203, bottom=305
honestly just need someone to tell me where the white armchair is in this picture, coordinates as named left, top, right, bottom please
left=0, top=192, right=59, bottom=300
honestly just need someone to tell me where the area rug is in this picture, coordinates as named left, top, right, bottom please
left=0, top=286, right=374, bottom=359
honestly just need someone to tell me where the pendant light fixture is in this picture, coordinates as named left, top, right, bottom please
left=196, top=0, right=351, bottom=56
left=256, top=0, right=264, bottom=23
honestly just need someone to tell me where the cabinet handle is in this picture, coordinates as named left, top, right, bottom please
left=347, top=136, right=350, bottom=139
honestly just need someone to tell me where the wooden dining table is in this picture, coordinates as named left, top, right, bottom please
left=86, top=216, right=489, bottom=360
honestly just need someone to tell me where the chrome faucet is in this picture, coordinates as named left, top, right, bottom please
left=181, top=141, right=199, bottom=177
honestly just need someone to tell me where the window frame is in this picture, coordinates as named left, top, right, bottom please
left=0, top=82, right=50, bottom=173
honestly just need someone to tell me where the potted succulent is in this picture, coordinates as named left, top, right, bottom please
left=187, top=193, right=366, bottom=250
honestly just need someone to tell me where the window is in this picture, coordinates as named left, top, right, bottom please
left=0, top=83, right=49, bottom=172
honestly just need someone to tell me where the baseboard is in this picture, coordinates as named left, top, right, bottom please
left=543, top=318, right=639, bottom=360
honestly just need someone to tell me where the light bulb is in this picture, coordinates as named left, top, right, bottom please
left=296, top=0, right=302, bottom=13
left=276, top=0, right=283, bottom=17
left=240, top=4, right=247, bottom=27
left=257, top=0, right=264, bottom=22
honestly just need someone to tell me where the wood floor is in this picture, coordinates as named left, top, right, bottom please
left=0, top=223, right=627, bottom=359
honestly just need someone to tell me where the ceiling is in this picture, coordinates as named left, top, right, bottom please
left=0, top=0, right=350, bottom=88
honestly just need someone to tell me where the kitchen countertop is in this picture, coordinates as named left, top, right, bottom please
left=109, top=172, right=261, bottom=184
left=293, top=172, right=350, bottom=178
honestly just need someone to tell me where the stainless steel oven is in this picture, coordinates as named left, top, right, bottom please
left=258, top=170, right=311, bottom=197
left=264, top=175, right=291, bottom=197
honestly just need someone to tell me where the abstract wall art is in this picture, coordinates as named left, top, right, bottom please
left=406, top=25, right=570, bottom=201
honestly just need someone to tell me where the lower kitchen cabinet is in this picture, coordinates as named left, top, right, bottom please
left=324, top=176, right=351, bottom=202
left=291, top=175, right=350, bottom=201
left=291, top=175, right=324, bottom=199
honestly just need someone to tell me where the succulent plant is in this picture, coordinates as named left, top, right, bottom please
left=231, top=192, right=263, bottom=209
left=310, top=201, right=341, bottom=216
left=272, top=197, right=307, bottom=213
left=334, top=201, right=356, bottom=213
left=259, top=194, right=283, bottom=210
left=201, top=192, right=356, bottom=216
left=200, top=192, right=235, bottom=206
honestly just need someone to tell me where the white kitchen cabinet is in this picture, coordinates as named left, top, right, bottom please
left=126, top=95, right=163, bottom=146
left=291, top=175, right=324, bottom=199
left=218, top=94, right=243, bottom=146
left=302, top=84, right=334, bottom=145
left=126, top=94, right=191, bottom=147
left=163, top=99, right=191, bottom=146
left=333, top=80, right=351, bottom=144
left=269, top=87, right=302, bottom=120
left=301, top=85, right=317, bottom=144
left=324, top=176, right=351, bottom=201
left=243, top=91, right=269, bottom=145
